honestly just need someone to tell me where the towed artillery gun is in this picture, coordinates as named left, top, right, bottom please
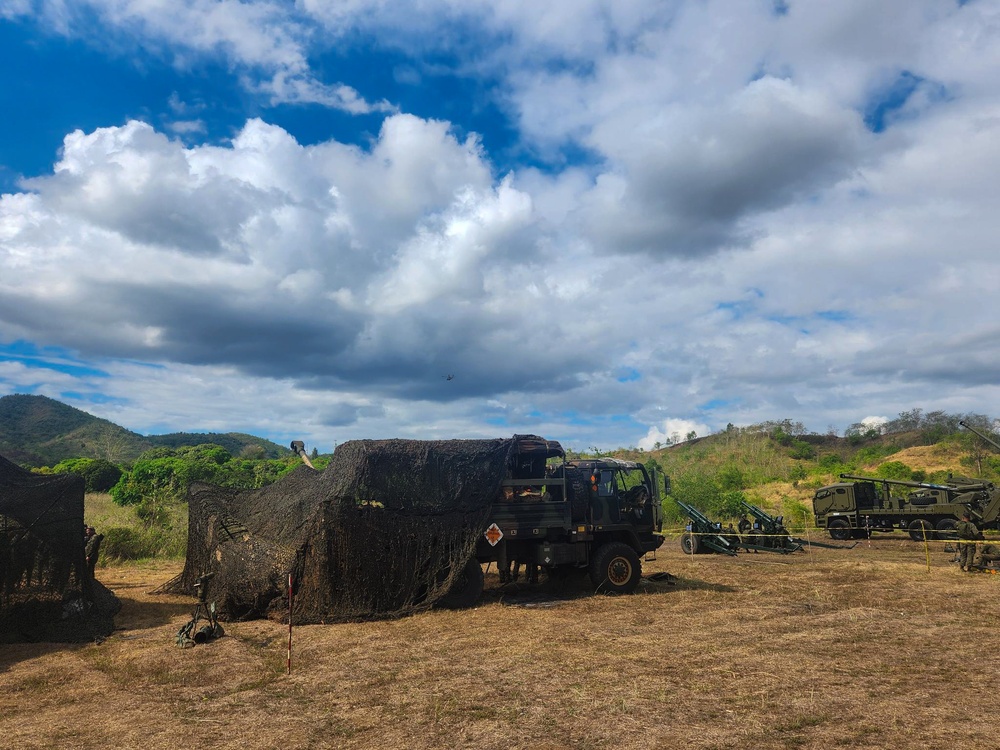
left=738, top=500, right=802, bottom=553
left=738, top=501, right=854, bottom=552
left=676, top=498, right=855, bottom=556
left=676, top=499, right=739, bottom=556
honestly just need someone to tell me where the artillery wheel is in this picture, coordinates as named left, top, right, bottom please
left=680, top=531, right=700, bottom=555
left=828, top=519, right=851, bottom=541
left=589, top=542, right=641, bottom=595
left=908, top=519, right=933, bottom=542
left=439, top=558, right=485, bottom=609
left=935, top=518, right=958, bottom=540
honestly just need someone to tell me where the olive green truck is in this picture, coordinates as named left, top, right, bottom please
left=813, top=473, right=999, bottom=541
left=813, top=420, right=1000, bottom=541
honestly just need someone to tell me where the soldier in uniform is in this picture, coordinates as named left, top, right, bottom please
left=737, top=515, right=752, bottom=536
left=84, top=526, right=103, bottom=577
left=974, top=542, right=1000, bottom=570
left=956, top=510, right=980, bottom=573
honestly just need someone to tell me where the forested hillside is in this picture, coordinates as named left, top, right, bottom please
left=0, top=394, right=290, bottom=465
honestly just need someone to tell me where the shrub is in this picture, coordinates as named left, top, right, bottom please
left=48, top=458, right=123, bottom=493
left=100, top=527, right=160, bottom=561
left=876, top=461, right=914, bottom=481
left=787, top=463, right=807, bottom=483
left=788, top=439, right=816, bottom=460
left=780, top=497, right=813, bottom=531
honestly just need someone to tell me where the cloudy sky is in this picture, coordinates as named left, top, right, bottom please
left=0, top=0, right=997, bottom=453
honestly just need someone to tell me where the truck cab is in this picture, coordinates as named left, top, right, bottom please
left=471, top=435, right=665, bottom=597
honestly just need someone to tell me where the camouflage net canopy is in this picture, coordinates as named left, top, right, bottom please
left=164, top=437, right=521, bottom=623
left=0, top=453, right=120, bottom=643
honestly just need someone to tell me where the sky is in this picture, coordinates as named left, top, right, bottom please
left=0, top=0, right=998, bottom=454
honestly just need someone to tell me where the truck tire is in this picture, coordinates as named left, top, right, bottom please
left=439, top=558, right=485, bottom=609
left=589, top=542, right=642, bottom=595
left=908, top=519, right=932, bottom=542
left=828, top=519, right=851, bottom=541
left=935, top=518, right=958, bottom=540
left=680, top=531, right=700, bottom=554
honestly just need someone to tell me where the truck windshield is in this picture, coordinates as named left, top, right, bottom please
left=616, top=467, right=648, bottom=494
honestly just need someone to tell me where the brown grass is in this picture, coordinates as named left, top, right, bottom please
left=3, top=542, right=999, bottom=750
left=882, top=444, right=970, bottom=474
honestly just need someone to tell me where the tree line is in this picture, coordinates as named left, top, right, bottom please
left=34, top=443, right=328, bottom=504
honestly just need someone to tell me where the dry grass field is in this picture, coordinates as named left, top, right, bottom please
left=2, top=537, right=998, bottom=750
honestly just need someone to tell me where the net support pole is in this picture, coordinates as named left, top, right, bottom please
left=287, top=572, right=294, bottom=675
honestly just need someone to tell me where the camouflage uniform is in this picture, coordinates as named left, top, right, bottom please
left=956, top=518, right=979, bottom=572
left=974, top=542, right=1000, bottom=570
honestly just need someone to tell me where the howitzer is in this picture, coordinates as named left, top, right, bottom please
left=737, top=501, right=802, bottom=554
left=838, top=473, right=991, bottom=493
left=838, top=473, right=993, bottom=515
left=675, top=499, right=739, bottom=556
left=739, top=500, right=856, bottom=551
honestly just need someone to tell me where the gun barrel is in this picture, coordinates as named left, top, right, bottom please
left=838, top=473, right=961, bottom=491
left=739, top=500, right=773, bottom=522
left=290, top=440, right=316, bottom=469
left=676, top=499, right=711, bottom=523
left=960, top=420, right=1000, bottom=452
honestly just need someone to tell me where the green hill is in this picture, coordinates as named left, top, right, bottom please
left=0, top=394, right=290, bottom=466
left=632, top=416, right=1000, bottom=527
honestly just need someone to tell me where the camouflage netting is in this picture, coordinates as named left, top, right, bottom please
left=162, top=437, right=519, bottom=623
left=0, top=453, right=120, bottom=643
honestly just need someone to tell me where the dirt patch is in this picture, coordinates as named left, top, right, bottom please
left=878, top=444, right=969, bottom=474
left=2, top=543, right=998, bottom=750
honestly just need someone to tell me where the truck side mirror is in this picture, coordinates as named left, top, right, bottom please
left=663, top=475, right=672, bottom=497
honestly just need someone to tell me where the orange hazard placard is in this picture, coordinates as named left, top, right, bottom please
left=484, top=523, right=504, bottom=546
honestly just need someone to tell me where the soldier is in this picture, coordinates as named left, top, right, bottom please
left=974, top=542, right=1000, bottom=570
left=737, top=515, right=754, bottom=550
left=84, top=526, right=103, bottom=577
left=955, top=510, right=979, bottom=573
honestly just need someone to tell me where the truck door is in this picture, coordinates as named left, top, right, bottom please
left=594, top=469, right=616, bottom=521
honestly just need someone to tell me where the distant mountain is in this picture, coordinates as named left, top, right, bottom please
left=0, top=394, right=290, bottom=466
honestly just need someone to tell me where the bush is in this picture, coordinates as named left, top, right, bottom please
left=109, top=444, right=302, bottom=506
left=788, top=439, right=816, bottom=460
left=876, top=461, right=914, bottom=481
left=100, top=526, right=160, bottom=561
left=47, top=458, right=123, bottom=493
left=780, top=497, right=812, bottom=531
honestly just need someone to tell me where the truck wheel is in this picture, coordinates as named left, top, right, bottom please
left=908, top=520, right=932, bottom=542
left=828, top=519, right=851, bottom=541
left=935, top=518, right=958, bottom=540
left=439, top=558, right=484, bottom=609
left=680, top=531, right=700, bottom=554
left=589, top=542, right=642, bottom=595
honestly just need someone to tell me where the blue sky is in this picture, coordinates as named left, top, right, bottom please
left=1, top=0, right=998, bottom=452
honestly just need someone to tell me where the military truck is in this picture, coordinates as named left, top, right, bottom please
left=444, top=435, right=666, bottom=606
left=812, top=473, right=998, bottom=541
left=813, top=421, right=1000, bottom=542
